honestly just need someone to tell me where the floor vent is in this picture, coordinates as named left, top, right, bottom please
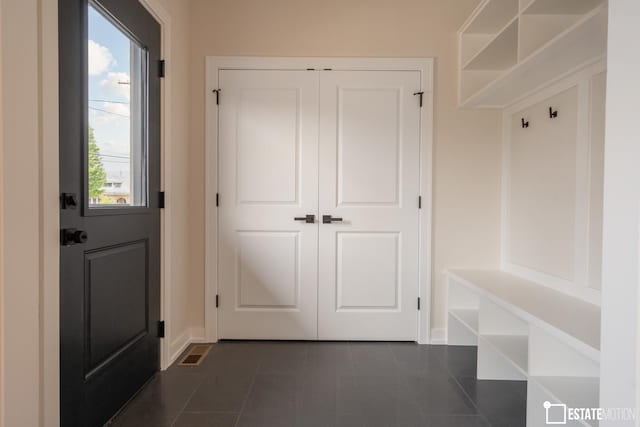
left=178, top=344, right=212, bottom=366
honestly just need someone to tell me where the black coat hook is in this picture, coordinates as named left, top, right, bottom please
left=549, top=107, right=558, bottom=118
left=521, top=118, right=529, bottom=128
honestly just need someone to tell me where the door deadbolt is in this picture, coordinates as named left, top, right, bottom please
left=61, top=193, right=78, bottom=210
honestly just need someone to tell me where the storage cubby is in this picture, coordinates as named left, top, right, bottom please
left=446, top=270, right=601, bottom=423
left=527, top=325, right=599, bottom=425
left=460, top=70, right=501, bottom=102
left=528, top=325, right=599, bottom=378
left=448, top=277, right=480, bottom=345
left=458, top=0, right=607, bottom=107
left=462, top=0, right=519, bottom=35
left=518, top=14, right=581, bottom=60
left=478, top=335, right=527, bottom=380
left=460, top=34, right=495, bottom=66
left=448, top=313, right=478, bottom=346
left=522, top=0, right=604, bottom=15
left=464, top=19, right=519, bottom=71
left=477, top=298, right=528, bottom=379
left=527, top=378, right=599, bottom=426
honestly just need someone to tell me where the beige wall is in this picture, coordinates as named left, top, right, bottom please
left=1, top=0, right=58, bottom=425
left=187, top=0, right=503, bottom=335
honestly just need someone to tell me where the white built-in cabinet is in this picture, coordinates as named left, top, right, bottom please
left=452, top=2, right=608, bottom=425
left=458, top=0, right=607, bottom=107
left=448, top=270, right=600, bottom=426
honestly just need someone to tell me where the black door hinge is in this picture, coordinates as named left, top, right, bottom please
left=413, top=91, right=424, bottom=107
left=215, top=294, right=219, bottom=308
left=418, top=195, right=422, bottom=209
left=159, top=60, right=166, bottom=78
left=157, top=320, right=165, bottom=338
left=417, top=297, right=421, bottom=310
left=216, top=193, right=219, bottom=207
left=159, top=191, right=165, bottom=209
left=212, top=89, right=221, bottom=105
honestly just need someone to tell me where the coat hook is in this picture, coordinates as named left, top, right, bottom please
left=549, top=107, right=558, bottom=119
left=521, top=118, right=529, bottom=128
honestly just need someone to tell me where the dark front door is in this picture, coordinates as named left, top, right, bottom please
left=59, top=0, right=161, bottom=425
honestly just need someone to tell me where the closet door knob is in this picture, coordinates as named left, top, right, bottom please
left=294, top=214, right=315, bottom=224
left=322, top=215, right=343, bottom=224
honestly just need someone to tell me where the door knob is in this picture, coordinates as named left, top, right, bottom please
left=322, top=215, right=343, bottom=224
left=61, top=228, right=88, bottom=246
left=294, top=214, right=315, bottom=224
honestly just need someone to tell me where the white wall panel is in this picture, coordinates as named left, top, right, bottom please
left=508, top=87, right=578, bottom=281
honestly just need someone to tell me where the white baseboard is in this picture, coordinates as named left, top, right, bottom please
left=430, top=328, right=447, bottom=345
left=168, top=327, right=208, bottom=367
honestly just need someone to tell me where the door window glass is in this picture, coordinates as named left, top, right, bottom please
left=88, top=4, right=148, bottom=207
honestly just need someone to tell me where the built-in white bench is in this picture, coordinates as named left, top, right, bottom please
left=447, top=269, right=600, bottom=427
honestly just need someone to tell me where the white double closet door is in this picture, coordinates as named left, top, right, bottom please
left=218, top=68, right=422, bottom=340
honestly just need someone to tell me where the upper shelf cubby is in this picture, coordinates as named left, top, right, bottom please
left=521, top=0, right=605, bottom=15
left=462, top=0, right=519, bottom=34
left=458, top=0, right=607, bottom=108
left=464, top=19, right=519, bottom=71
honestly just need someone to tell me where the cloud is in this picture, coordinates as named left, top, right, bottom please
left=100, top=72, right=131, bottom=100
left=101, top=137, right=131, bottom=156
left=89, top=101, right=130, bottom=126
left=88, top=40, right=115, bottom=76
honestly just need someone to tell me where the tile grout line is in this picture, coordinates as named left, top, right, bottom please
left=167, top=369, right=210, bottom=427
left=167, top=344, right=221, bottom=427
left=232, top=354, right=262, bottom=427
left=442, top=349, right=494, bottom=427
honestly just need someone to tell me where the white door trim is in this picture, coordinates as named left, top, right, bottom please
left=205, top=57, right=434, bottom=344
left=136, top=0, right=176, bottom=370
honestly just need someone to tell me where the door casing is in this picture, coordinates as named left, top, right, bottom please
left=204, top=57, right=434, bottom=344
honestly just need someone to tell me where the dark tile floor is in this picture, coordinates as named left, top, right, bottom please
left=110, top=342, right=526, bottom=427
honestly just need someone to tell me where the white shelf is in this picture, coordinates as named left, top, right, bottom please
left=528, top=376, right=600, bottom=426
left=534, top=376, right=600, bottom=410
left=464, top=19, right=519, bottom=71
left=518, top=14, right=581, bottom=60
left=462, top=0, right=519, bottom=34
left=522, top=0, right=604, bottom=16
left=482, top=334, right=528, bottom=373
left=461, top=34, right=495, bottom=65
left=458, top=1, right=607, bottom=107
left=460, top=70, right=501, bottom=101
left=450, top=309, right=479, bottom=333
left=448, top=269, right=600, bottom=361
